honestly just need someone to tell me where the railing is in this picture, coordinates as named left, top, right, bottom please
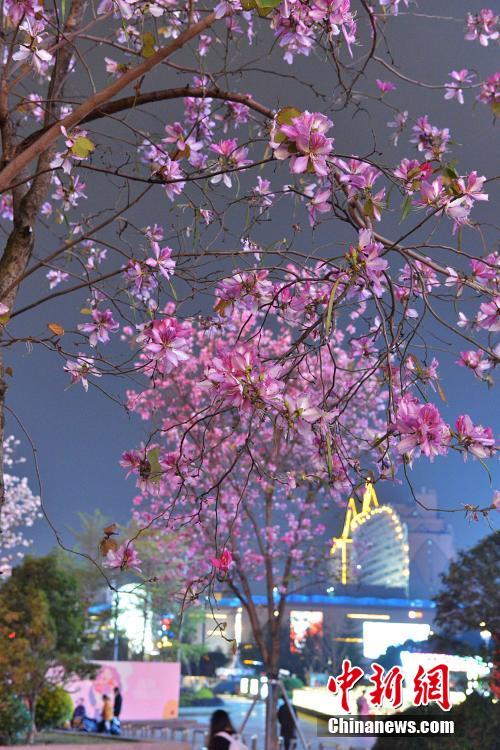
left=121, top=724, right=356, bottom=749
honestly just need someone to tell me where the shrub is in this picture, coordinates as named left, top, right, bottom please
left=35, top=686, right=74, bottom=730
left=282, top=676, right=304, bottom=695
left=179, top=687, right=222, bottom=707
left=0, top=693, right=31, bottom=744
left=194, top=687, right=215, bottom=700
left=373, top=692, right=499, bottom=750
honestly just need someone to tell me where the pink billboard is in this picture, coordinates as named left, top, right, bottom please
left=67, top=661, right=181, bottom=721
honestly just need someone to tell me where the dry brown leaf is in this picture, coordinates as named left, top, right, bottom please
left=48, top=322, right=65, bottom=336
left=100, top=538, right=118, bottom=556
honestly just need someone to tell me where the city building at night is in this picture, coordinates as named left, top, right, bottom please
left=203, top=482, right=454, bottom=670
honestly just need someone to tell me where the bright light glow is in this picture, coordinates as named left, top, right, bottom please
left=249, top=678, right=259, bottom=696
left=408, top=610, right=423, bottom=619
left=290, top=611, right=323, bottom=653
left=240, top=677, right=249, bottom=694
left=235, top=608, right=242, bottom=645
left=347, top=613, right=390, bottom=620
left=260, top=683, right=269, bottom=699
left=400, top=652, right=490, bottom=681
left=363, top=621, right=431, bottom=659
left=116, top=583, right=154, bottom=656
left=334, top=637, right=363, bottom=643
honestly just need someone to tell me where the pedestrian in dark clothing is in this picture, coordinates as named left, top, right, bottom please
left=277, top=699, right=296, bottom=750
left=71, top=699, right=86, bottom=729
left=113, top=687, right=122, bottom=718
left=208, top=709, right=246, bottom=750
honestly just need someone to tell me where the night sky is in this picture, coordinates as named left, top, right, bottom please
left=3, top=0, right=499, bottom=564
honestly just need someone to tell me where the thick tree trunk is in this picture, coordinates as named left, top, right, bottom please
left=265, top=677, right=280, bottom=750
left=27, top=697, right=37, bottom=744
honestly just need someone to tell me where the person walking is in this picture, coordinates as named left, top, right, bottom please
left=356, top=689, right=371, bottom=716
left=208, top=709, right=247, bottom=750
left=277, top=698, right=296, bottom=750
left=99, top=694, right=113, bottom=733
left=113, top=687, right=122, bottom=718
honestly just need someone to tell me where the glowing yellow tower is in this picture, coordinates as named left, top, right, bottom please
left=330, top=480, right=379, bottom=585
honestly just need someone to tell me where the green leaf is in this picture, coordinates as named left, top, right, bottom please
left=371, top=433, right=388, bottom=449
left=276, top=106, right=301, bottom=126
left=255, top=0, right=282, bottom=15
left=241, top=0, right=257, bottom=8
left=147, top=447, right=162, bottom=484
left=443, top=164, right=459, bottom=181
left=71, top=136, right=95, bottom=159
left=141, top=32, right=156, bottom=58
left=325, top=433, right=333, bottom=477
left=436, top=380, right=447, bottom=403
left=400, top=194, right=412, bottom=223
left=325, top=276, right=342, bottom=337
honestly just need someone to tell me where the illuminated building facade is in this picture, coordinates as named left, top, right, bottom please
left=329, top=480, right=410, bottom=594
left=190, top=483, right=454, bottom=671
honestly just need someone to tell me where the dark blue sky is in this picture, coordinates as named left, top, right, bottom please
left=3, top=0, right=498, bottom=563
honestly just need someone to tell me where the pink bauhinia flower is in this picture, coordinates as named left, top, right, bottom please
left=455, top=415, right=496, bottom=460
left=493, top=490, right=500, bottom=511
left=469, top=252, right=499, bottom=283
left=46, top=269, right=69, bottom=289
left=209, top=548, right=233, bottom=571
left=465, top=9, right=499, bottom=46
left=145, top=243, right=176, bottom=279
left=156, top=156, right=185, bottom=201
left=410, top=116, right=451, bottom=160
left=64, top=354, right=102, bottom=391
left=392, top=394, right=451, bottom=460
left=476, top=73, right=500, bottom=109
left=201, top=345, right=284, bottom=412
left=476, top=298, right=500, bottom=332
left=272, top=111, right=334, bottom=176
left=6, top=0, right=36, bottom=24
left=210, top=139, right=251, bottom=188
left=13, top=18, right=53, bottom=73
left=394, top=159, right=433, bottom=194
left=349, top=229, right=388, bottom=298
left=137, top=317, right=191, bottom=374
left=444, top=69, right=475, bottom=105
left=307, top=187, right=331, bottom=225
left=457, top=350, right=492, bottom=378
left=376, top=79, right=396, bottom=94
left=106, top=541, right=142, bottom=571
left=78, top=308, right=119, bottom=347
left=387, top=110, right=408, bottom=146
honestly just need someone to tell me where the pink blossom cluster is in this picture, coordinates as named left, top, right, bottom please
left=465, top=9, right=499, bottom=46
left=476, top=72, right=500, bottom=110
left=215, top=270, right=274, bottom=315
left=335, top=158, right=385, bottom=221
left=271, top=0, right=356, bottom=64
left=410, top=116, right=451, bottom=161
left=136, top=315, right=191, bottom=376
left=1, top=437, right=41, bottom=577
left=272, top=111, right=334, bottom=176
